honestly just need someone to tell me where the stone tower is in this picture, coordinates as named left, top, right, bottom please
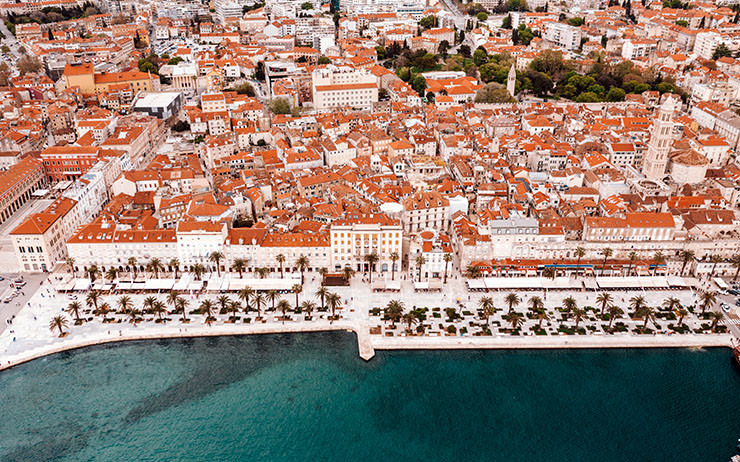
left=642, top=97, right=678, bottom=180
left=507, top=64, right=516, bottom=98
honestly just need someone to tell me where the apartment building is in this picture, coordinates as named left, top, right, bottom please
left=544, top=23, right=582, bottom=51
left=330, top=214, right=403, bottom=273
left=311, top=66, right=378, bottom=112
left=0, top=157, right=46, bottom=225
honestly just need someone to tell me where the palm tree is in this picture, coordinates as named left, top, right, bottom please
left=390, top=251, right=400, bottom=281
left=105, top=267, right=119, bottom=284
left=238, top=287, right=254, bottom=312
left=231, top=258, right=247, bottom=278
left=296, top=255, right=310, bottom=284
left=86, top=290, right=100, bottom=312
left=128, top=307, right=140, bottom=325
left=465, top=265, right=482, bottom=279
left=709, top=254, right=724, bottom=278
left=626, top=251, right=638, bottom=276
left=252, top=293, right=265, bottom=318
left=341, top=266, right=355, bottom=284
left=148, top=258, right=164, bottom=278
left=256, top=267, right=270, bottom=279
left=505, top=292, right=521, bottom=314
left=443, top=253, right=453, bottom=283
left=572, top=308, right=586, bottom=329
left=600, top=248, right=613, bottom=276
left=662, top=297, right=681, bottom=313
left=143, top=295, right=157, bottom=314
left=315, top=286, right=329, bottom=310
left=169, top=258, right=180, bottom=278
left=216, top=295, right=231, bottom=314
left=629, top=295, right=646, bottom=315
left=49, top=315, right=68, bottom=336
left=292, top=284, right=303, bottom=311
left=87, top=264, right=99, bottom=283
left=300, top=300, right=316, bottom=318
left=652, top=251, right=665, bottom=276
left=402, top=311, right=419, bottom=333
left=541, top=267, right=556, bottom=280
left=699, top=291, right=717, bottom=316
left=267, top=289, right=279, bottom=312
left=200, top=299, right=215, bottom=325
left=637, top=305, right=656, bottom=330
left=574, top=246, right=586, bottom=277
left=680, top=249, right=695, bottom=276
left=177, top=297, right=189, bottom=322
left=117, top=295, right=133, bottom=314
left=127, top=257, right=138, bottom=278
left=731, top=254, right=740, bottom=281
left=191, top=263, right=205, bottom=281
left=596, top=292, right=612, bottom=317
left=711, top=311, right=725, bottom=332
left=536, top=309, right=550, bottom=329
left=562, top=296, right=577, bottom=316
left=166, top=290, right=179, bottom=313
left=504, top=311, right=524, bottom=330
left=229, top=300, right=241, bottom=320
left=675, top=308, right=689, bottom=327
left=66, top=257, right=76, bottom=277
left=326, top=292, right=341, bottom=320
left=479, top=296, right=495, bottom=323
left=152, top=300, right=167, bottom=322
left=68, top=301, right=82, bottom=324
left=385, top=300, right=404, bottom=328
left=415, top=254, right=426, bottom=281
left=529, top=296, right=544, bottom=314
left=277, top=299, right=291, bottom=318
left=97, top=302, right=111, bottom=323
left=209, top=251, right=224, bottom=276
left=275, top=253, right=286, bottom=277
left=364, top=253, right=379, bottom=284
left=607, top=305, right=623, bottom=331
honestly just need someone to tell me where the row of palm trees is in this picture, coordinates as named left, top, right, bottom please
left=468, top=290, right=724, bottom=334
left=56, top=282, right=348, bottom=332
left=462, top=248, right=740, bottom=280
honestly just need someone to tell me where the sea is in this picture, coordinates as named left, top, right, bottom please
left=1, top=331, right=739, bottom=461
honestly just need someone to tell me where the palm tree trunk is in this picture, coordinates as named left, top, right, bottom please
left=608, top=317, right=615, bottom=331
left=444, top=262, right=448, bottom=283
left=391, top=264, right=395, bottom=281
left=734, top=266, right=740, bottom=281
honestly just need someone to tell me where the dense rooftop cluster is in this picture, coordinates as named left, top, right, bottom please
left=0, top=0, right=739, bottom=282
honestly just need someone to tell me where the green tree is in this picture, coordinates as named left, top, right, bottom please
left=606, top=87, right=626, bottom=101
left=567, top=17, right=584, bottom=26
left=268, top=98, right=291, bottom=114
left=317, top=56, right=331, bottom=65
left=473, top=47, right=488, bottom=66
left=49, top=315, right=69, bottom=336
left=300, top=1, right=313, bottom=9
left=502, top=14, right=512, bottom=28
left=411, top=74, right=427, bottom=95
left=17, top=55, right=42, bottom=75
left=474, top=82, right=515, bottom=103
left=477, top=11, right=488, bottom=21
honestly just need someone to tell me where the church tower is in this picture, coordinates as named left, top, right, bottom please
left=642, top=97, right=678, bottom=180
left=507, top=64, right=516, bottom=98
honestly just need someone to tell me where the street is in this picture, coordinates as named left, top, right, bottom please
left=0, top=272, right=47, bottom=335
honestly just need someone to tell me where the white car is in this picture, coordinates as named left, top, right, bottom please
left=721, top=303, right=730, bottom=313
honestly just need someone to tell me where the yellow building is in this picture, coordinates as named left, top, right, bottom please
left=63, top=63, right=159, bottom=97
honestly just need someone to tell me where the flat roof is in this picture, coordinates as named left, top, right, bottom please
left=134, top=92, right=181, bottom=108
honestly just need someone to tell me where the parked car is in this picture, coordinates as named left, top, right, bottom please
left=721, top=303, right=731, bottom=313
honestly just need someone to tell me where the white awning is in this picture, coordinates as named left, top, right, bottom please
left=429, top=278, right=443, bottom=290
left=714, top=277, right=729, bottom=290
left=73, top=278, right=91, bottom=291
left=414, top=281, right=429, bottom=289
left=188, top=280, right=204, bottom=291
left=172, top=276, right=191, bottom=291
left=466, top=279, right=486, bottom=289
left=372, top=279, right=385, bottom=290
left=132, top=281, right=146, bottom=290
left=386, top=279, right=401, bottom=291
left=144, top=279, right=175, bottom=290
left=227, top=277, right=301, bottom=291
left=666, top=276, right=689, bottom=287
left=596, top=276, right=670, bottom=289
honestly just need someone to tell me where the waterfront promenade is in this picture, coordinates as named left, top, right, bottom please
left=0, top=271, right=735, bottom=370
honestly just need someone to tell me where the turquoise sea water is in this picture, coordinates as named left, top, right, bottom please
left=1, top=332, right=740, bottom=461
